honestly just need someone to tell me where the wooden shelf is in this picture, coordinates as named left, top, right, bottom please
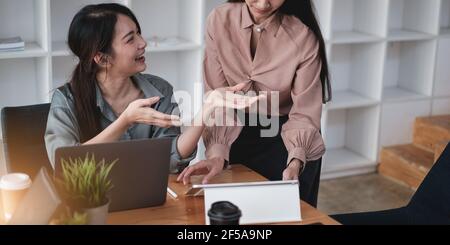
left=322, top=105, right=380, bottom=178
left=0, top=42, right=47, bottom=59
left=331, top=0, right=388, bottom=41
left=434, top=38, right=450, bottom=97
left=382, top=87, right=429, bottom=102
left=52, top=39, right=201, bottom=56
left=388, top=0, right=440, bottom=38
left=0, top=57, right=49, bottom=109
left=383, top=40, right=436, bottom=101
left=145, top=38, right=201, bottom=53
left=330, top=42, right=385, bottom=106
left=387, top=29, right=434, bottom=41
left=332, top=31, right=381, bottom=44
left=321, top=148, right=375, bottom=179
left=325, top=90, right=378, bottom=110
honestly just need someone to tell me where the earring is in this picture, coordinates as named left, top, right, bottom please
left=101, top=55, right=109, bottom=65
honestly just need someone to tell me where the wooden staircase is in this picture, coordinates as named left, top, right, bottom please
left=378, top=115, right=450, bottom=190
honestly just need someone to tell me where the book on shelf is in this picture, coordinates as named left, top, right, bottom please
left=0, top=36, right=25, bottom=51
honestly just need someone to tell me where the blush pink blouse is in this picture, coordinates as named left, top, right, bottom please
left=202, top=3, right=325, bottom=165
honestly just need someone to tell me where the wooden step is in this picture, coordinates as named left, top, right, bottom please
left=413, top=115, right=450, bottom=152
left=378, top=144, right=434, bottom=190
left=434, top=140, right=449, bottom=162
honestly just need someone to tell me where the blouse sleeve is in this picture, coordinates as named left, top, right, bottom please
left=44, top=90, right=81, bottom=169
left=281, top=29, right=326, bottom=166
left=202, top=10, right=243, bottom=161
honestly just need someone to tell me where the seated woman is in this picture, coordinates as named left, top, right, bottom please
left=45, top=3, right=260, bottom=173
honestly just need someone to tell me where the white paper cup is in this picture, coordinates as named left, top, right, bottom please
left=0, top=173, right=31, bottom=221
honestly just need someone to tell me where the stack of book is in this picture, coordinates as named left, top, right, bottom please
left=0, top=36, right=25, bottom=52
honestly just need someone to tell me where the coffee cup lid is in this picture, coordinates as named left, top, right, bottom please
left=0, top=173, right=32, bottom=190
left=208, top=201, right=242, bottom=221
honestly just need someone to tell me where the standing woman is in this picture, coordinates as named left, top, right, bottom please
left=178, top=0, right=331, bottom=206
left=45, top=3, right=259, bottom=174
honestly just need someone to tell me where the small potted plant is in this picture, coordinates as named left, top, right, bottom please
left=56, top=154, right=116, bottom=225
left=51, top=207, right=88, bottom=225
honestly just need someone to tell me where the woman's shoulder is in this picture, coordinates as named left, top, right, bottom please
left=213, top=2, right=241, bottom=13
left=51, top=84, right=75, bottom=110
left=135, top=73, right=174, bottom=97
left=281, top=15, right=311, bottom=38
left=281, top=15, right=318, bottom=52
left=208, top=2, right=242, bottom=23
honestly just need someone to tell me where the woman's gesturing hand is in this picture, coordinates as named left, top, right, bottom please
left=205, top=83, right=264, bottom=109
left=121, top=96, right=181, bottom=128
left=202, top=83, right=266, bottom=121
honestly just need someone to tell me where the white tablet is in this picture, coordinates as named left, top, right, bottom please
left=195, top=180, right=301, bottom=225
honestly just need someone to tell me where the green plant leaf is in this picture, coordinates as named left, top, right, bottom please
left=56, top=153, right=117, bottom=208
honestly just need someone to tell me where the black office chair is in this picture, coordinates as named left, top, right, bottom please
left=1, top=103, right=53, bottom=179
left=332, top=142, right=450, bottom=225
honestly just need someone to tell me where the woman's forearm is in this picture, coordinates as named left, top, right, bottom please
left=177, top=124, right=205, bottom=159
left=176, top=104, right=214, bottom=158
left=83, top=115, right=129, bottom=145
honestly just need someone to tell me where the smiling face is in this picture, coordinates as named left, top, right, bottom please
left=244, top=0, right=285, bottom=24
left=106, top=14, right=147, bottom=77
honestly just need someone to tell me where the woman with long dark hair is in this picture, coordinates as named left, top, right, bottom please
left=45, top=3, right=260, bottom=173
left=178, top=0, right=331, bottom=206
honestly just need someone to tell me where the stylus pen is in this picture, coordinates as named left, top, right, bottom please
left=167, top=187, right=178, bottom=199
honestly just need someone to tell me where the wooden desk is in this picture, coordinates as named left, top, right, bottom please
left=108, top=165, right=340, bottom=225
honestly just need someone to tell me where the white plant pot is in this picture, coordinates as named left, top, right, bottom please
left=84, top=200, right=110, bottom=225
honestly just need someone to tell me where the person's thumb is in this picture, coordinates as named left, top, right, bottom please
left=282, top=169, right=293, bottom=181
left=202, top=170, right=217, bottom=185
left=141, top=96, right=160, bottom=106
left=227, top=82, right=248, bottom=92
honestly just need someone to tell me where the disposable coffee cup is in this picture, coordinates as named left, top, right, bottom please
left=208, top=201, right=241, bottom=225
left=0, top=173, right=31, bottom=221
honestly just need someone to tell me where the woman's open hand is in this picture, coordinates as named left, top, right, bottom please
left=203, top=83, right=265, bottom=121
left=121, top=96, right=181, bottom=128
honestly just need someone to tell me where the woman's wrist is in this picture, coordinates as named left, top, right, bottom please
left=118, top=112, right=132, bottom=128
left=211, top=157, right=227, bottom=170
left=288, top=159, right=304, bottom=172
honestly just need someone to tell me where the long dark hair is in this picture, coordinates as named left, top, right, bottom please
left=228, top=0, right=331, bottom=103
left=67, top=3, right=141, bottom=142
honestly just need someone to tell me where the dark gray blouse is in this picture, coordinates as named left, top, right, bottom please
left=44, top=73, right=195, bottom=173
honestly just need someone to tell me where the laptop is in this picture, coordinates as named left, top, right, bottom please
left=54, top=138, right=172, bottom=212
